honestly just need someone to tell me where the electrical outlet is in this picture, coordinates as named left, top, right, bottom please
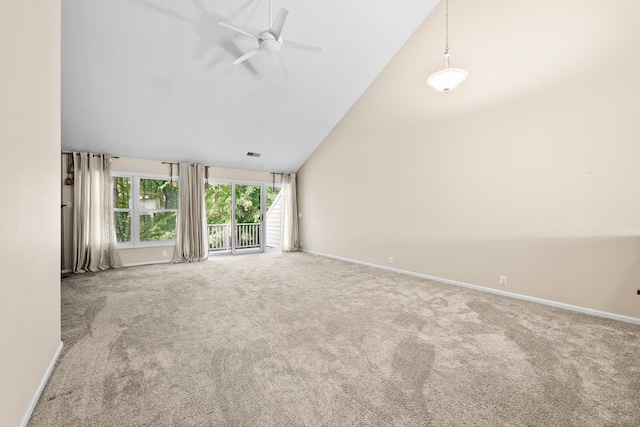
left=162, top=251, right=167, bottom=257
left=389, top=257, right=394, bottom=264
left=500, top=276, right=508, bottom=287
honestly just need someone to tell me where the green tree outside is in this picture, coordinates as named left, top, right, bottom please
left=139, top=178, right=178, bottom=241
left=113, top=177, right=179, bottom=242
left=114, top=177, right=131, bottom=242
left=114, top=178, right=279, bottom=245
left=205, top=184, right=280, bottom=248
left=205, top=184, right=279, bottom=225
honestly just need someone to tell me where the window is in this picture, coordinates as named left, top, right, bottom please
left=113, top=173, right=179, bottom=246
left=113, top=176, right=132, bottom=243
left=139, top=178, right=179, bottom=241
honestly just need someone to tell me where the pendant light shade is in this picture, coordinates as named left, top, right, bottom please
left=427, top=0, right=467, bottom=93
left=426, top=57, right=468, bottom=92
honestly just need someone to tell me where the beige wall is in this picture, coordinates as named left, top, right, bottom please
left=297, top=0, right=640, bottom=319
left=0, top=1, right=62, bottom=426
left=61, top=156, right=275, bottom=267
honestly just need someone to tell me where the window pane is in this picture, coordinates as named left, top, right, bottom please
left=266, top=186, right=281, bottom=212
left=140, top=212, right=177, bottom=241
left=113, top=177, right=131, bottom=209
left=205, top=184, right=232, bottom=225
left=235, top=184, right=261, bottom=224
left=114, top=212, right=131, bottom=243
left=140, top=179, right=179, bottom=210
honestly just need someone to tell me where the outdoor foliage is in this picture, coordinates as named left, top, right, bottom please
left=113, top=177, right=178, bottom=242
left=139, top=178, right=178, bottom=241
left=203, top=184, right=279, bottom=249
left=114, top=177, right=131, bottom=242
left=113, top=178, right=279, bottom=245
left=205, top=184, right=279, bottom=225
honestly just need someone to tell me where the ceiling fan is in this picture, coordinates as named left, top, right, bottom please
left=218, top=1, right=321, bottom=74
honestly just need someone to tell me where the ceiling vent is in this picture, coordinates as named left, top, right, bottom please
left=247, top=152, right=261, bottom=157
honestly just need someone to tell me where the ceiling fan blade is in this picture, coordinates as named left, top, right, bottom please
left=233, top=47, right=263, bottom=65
left=219, top=21, right=261, bottom=40
left=270, top=7, right=289, bottom=40
left=274, top=52, right=290, bottom=75
left=283, top=40, right=322, bottom=53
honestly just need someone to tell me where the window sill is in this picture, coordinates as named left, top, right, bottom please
left=117, top=241, right=176, bottom=250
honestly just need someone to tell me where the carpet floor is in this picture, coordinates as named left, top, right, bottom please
left=30, top=251, right=640, bottom=426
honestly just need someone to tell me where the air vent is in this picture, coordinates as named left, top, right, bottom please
left=246, top=152, right=261, bottom=157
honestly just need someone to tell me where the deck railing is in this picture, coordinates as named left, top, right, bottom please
left=207, top=223, right=260, bottom=251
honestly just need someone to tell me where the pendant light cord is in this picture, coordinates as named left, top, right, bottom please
left=443, top=0, right=451, bottom=68
left=444, top=0, right=450, bottom=55
left=426, top=0, right=468, bottom=91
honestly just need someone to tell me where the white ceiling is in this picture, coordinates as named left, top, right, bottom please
left=62, top=0, right=440, bottom=173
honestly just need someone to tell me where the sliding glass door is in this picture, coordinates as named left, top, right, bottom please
left=205, top=182, right=281, bottom=255
left=234, top=184, right=262, bottom=253
left=205, top=183, right=233, bottom=253
left=264, top=185, right=281, bottom=250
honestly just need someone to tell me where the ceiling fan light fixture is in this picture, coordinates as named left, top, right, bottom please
left=260, top=32, right=282, bottom=54
left=427, top=0, right=467, bottom=93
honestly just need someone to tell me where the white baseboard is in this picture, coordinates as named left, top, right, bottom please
left=301, top=249, right=640, bottom=326
left=63, top=260, right=172, bottom=270
left=21, top=341, right=63, bottom=427
left=122, top=260, right=172, bottom=268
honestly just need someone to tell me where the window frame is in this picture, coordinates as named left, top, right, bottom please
left=112, top=171, right=180, bottom=248
left=113, top=174, right=133, bottom=245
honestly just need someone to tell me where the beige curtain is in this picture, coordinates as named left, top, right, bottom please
left=72, top=152, right=122, bottom=272
left=281, top=173, right=299, bottom=252
left=172, top=163, right=208, bottom=262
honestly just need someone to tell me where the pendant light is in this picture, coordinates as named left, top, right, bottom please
left=426, top=0, right=468, bottom=92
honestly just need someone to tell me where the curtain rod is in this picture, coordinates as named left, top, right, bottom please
left=61, top=151, right=120, bottom=159
left=163, top=161, right=219, bottom=168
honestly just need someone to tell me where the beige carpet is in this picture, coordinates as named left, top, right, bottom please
left=30, top=251, right=640, bottom=426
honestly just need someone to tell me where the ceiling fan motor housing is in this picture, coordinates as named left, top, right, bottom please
left=259, top=31, right=282, bottom=54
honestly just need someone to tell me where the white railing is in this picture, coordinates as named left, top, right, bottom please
left=235, top=223, right=260, bottom=248
left=207, top=223, right=260, bottom=251
left=208, top=224, right=231, bottom=251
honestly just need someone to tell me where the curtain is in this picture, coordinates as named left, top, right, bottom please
left=172, top=163, right=208, bottom=263
left=281, top=173, right=299, bottom=252
left=72, top=152, right=122, bottom=272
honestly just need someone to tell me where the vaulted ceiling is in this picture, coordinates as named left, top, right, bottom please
left=62, top=0, right=440, bottom=172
